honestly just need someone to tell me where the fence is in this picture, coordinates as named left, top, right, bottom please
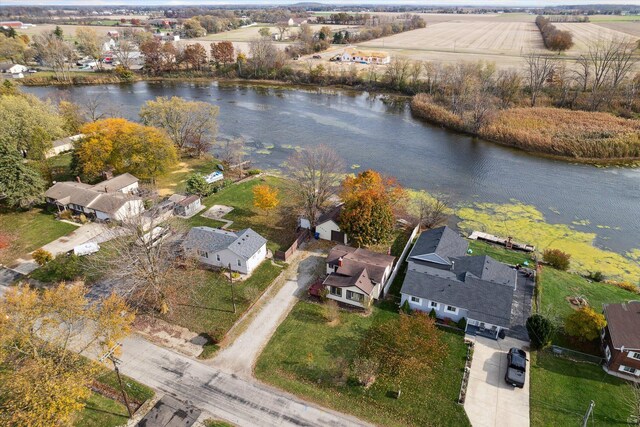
left=382, top=225, right=420, bottom=296
left=549, top=345, right=604, bottom=365
left=274, top=229, right=310, bottom=261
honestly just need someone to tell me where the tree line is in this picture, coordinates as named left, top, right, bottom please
left=535, top=16, right=574, bottom=52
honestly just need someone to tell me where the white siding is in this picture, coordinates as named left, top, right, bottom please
left=400, top=293, right=468, bottom=322
left=112, top=200, right=145, bottom=221
left=118, top=182, right=139, bottom=194
left=316, top=220, right=345, bottom=243
left=326, top=285, right=368, bottom=308
left=194, top=243, right=266, bottom=275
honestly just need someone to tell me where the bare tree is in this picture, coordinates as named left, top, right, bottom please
left=495, top=69, right=523, bottom=108
left=217, top=137, right=246, bottom=176
left=414, top=192, right=450, bottom=230
left=384, top=56, right=411, bottom=90
left=87, top=201, right=192, bottom=314
left=276, top=22, right=289, bottom=41
left=287, top=145, right=344, bottom=228
left=524, top=51, right=557, bottom=107
left=81, top=94, right=111, bottom=122
left=32, top=32, right=74, bottom=82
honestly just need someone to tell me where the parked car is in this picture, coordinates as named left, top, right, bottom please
left=505, top=347, right=527, bottom=388
left=27, top=69, right=38, bottom=73
left=312, top=54, right=322, bottom=59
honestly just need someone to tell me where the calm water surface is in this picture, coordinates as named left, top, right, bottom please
left=26, top=82, right=640, bottom=256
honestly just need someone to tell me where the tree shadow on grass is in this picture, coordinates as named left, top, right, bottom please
left=174, top=302, right=235, bottom=314
left=82, top=405, right=128, bottom=418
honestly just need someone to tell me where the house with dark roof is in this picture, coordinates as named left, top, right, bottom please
left=300, top=204, right=347, bottom=244
left=602, top=301, right=640, bottom=380
left=183, top=226, right=267, bottom=275
left=323, top=245, right=395, bottom=308
left=400, top=226, right=517, bottom=339
left=44, top=173, right=143, bottom=221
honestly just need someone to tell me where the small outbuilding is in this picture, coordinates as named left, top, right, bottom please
left=173, top=195, right=202, bottom=217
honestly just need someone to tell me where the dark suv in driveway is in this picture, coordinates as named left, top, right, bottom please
left=505, top=347, right=527, bottom=388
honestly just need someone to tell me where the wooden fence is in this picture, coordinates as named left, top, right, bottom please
left=382, top=225, right=420, bottom=296
left=275, top=229, right=310, bottom=261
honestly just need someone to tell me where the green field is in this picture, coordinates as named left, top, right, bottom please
left=530, top=351, right=633, bottom=426
left=74, top=392, right=129, bottom=427
left=255, top=301, right=470, bottom=427
left=0, top=208, right=77, bottom=266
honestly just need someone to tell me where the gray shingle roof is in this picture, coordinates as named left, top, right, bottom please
left=451, top=255, right=516, bottom=286
left=408, top=226, right=468, bottom=265
left=401, top=267, right=514, bottom=327
left=327, top=244, right=395, bottom=284
left=183, top=227, right=267, bottom=260
left=90, top=173, right=138, bottom=193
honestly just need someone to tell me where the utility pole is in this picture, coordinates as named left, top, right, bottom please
left=228, top=262, right=236, bottom=313
left=581, top=400, right=595, bottom=427
left=99, top=342, right=133, bottom=418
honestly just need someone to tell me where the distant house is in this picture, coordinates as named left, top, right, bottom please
left=300, top=204, right=347, bottom=244
left=44, top=173, right=143, bottom=221
left=102, top=38, right=117, bottom=53
left=107, top=30, right=119, bottom=38
left=183, top=226, right=267, bottom=275
left=340, top=48, right=390, bottom=65
left=172, top=194, right=202, bottom=217
left=288, top=17, right=308, bottom=26
left=400, top=226, right=517, bottom=339
left=323, top=245, right=395, bottom=308
left=602, top=301, right=640, bottom=380
left=45, top=134, right=84, bottom=159
left=0, top=62, right=28, bottom=74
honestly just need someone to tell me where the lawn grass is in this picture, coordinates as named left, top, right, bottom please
left=530, top=351, right=633, bottom=426
left=255, top=301, right=470, bottom=427
left=468, top=240, right=535, bottom=265
left=189, top=175, right=296, bottom=252
left=155, top=156, right=220, bottom=197
left=161, top=260, right=283, bottom=341
left=74, top=392, right=129, bottom=427
left=0, top=207, right=77, bottom=266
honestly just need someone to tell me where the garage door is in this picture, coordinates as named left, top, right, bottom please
left=331, top=230, right=346, bottom=244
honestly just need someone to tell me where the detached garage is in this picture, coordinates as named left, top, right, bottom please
left=301, top=204, right=348, bottom=244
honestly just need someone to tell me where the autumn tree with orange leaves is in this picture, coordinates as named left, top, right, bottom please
left=253, top=184, right=279, bottom=214
left=76, top=118, right=177, bottom=181
left=339, top=169, right=405, bottom=247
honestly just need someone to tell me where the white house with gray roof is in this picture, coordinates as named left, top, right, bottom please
left=183, top=226, right=267, bottom=275
left=400, top=226, right=517, bottom=339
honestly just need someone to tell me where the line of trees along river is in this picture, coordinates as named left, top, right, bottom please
left=25, top=82, right=640, bottom=257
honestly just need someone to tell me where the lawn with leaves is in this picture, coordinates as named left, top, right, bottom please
left=155, top=156, right=220, bottom=196
left=161, top=260, right=283, bottom=343
left=255, top=301, right=470, bottom=427
left=188, top=175, right=296, bottom=252
left=0, top=208, right=77, bottom=266
left=530, top=351, right=633, bottom=426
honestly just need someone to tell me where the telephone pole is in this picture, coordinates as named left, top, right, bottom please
left=99, top=342, right=133, bottom=418
left=228, top=263, right=236, bottom=313
left=581, top=400, right=595, bottom=427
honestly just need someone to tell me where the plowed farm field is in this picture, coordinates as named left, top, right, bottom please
left=554, top=23, right=640, bottom=52
left=360, top=21, right=544, bottom=55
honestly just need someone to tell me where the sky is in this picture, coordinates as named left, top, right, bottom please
left=2, top=0, right=640, bottom=6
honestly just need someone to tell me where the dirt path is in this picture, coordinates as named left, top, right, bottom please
left=208, top=244, right=326, bottom=378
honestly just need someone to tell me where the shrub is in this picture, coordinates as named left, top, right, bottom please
left=605, top=280, right=639, bottom=293
left=351, top=357, right=379, bottom=389
left=32, top=249, right=53, bottom=266
left=565, top=306, right=607, bottom=341
left=400, top=299, right=412, bottom=314
left=207, top=327, right=227, bottom=345
left=31, top=254, right=82, bottom=282
left=114, top=65, right=135, bottom=82
left=588, top=271, right=605, bottom=282
left=411, top=94, right=467, bottom=133
left=247, top=169, right=261, bottom=176
left=185, top=173, right=212, bottom=197
left=59, top=210, right=72, bottom=220
left=457, top=317, right=467, bottom=330
left=324, top=299, right=340, bottom=324
left=543, top=248, right=571, bottom=271
left=429, top=308, right=437, bottom=319
left=526, top=314, right=554, bottom=349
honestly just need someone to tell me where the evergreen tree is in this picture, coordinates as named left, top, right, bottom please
left=0, top=147, right=45, bottom=209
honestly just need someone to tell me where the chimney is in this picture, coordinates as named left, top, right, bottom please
left=450, top=260, right=455, bottom=271
left=338, top=256, right=343, bottom=267
left=76, top=176, right=82, bottom=183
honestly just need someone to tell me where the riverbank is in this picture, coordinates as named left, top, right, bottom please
left=411, top=94, right=640, bottom=164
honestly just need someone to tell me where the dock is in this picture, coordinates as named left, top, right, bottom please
left=468, top=231, right=535, bottom=252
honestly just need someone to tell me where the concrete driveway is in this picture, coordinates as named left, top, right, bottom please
left=40, top=222, right=110, bottom=256
left=464, top=336, right=530, bottom=427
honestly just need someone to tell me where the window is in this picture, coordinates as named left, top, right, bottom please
left=410, top=296, right=421, bottom=304
left=216, top=254, right=221, bottom=262
left=430, top=301, right=438, bottom=309
left=237, top=259, right=241, bottom=267
left=330, top=287, right=342, bottom=297
left=347, top=291, right=364, bottom=303
left=629, top=351, right=640, bottom=361
left=620, top=365, right=637, bottom=375
left=445, top=305, right=458, bottom=314
left=605, top=346, right=612, bottom=361
left=197, top=250, right=208, bottom=258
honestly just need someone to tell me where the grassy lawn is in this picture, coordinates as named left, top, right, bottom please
left=155, top=156, right=220, bottom=196
left=74, top=392, right=128, bottom=427
left=161, top=260, right=283, bottom=343
left=0, top=208, right=77, bottom=266
left=255, top=301, right=470, bottom=427
left=188, top=175, right=296, bottom=252
left=530, top=351, right=634, bottom=426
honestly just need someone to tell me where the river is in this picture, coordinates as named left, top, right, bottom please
left=25, top=81, right=640, bottom=257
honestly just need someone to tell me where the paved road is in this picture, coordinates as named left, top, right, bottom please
left=118, top=334, right=371, bottom=427
left=211, top=250, right=324, bottom=377
left=464, top=336, right=530, bottom=427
